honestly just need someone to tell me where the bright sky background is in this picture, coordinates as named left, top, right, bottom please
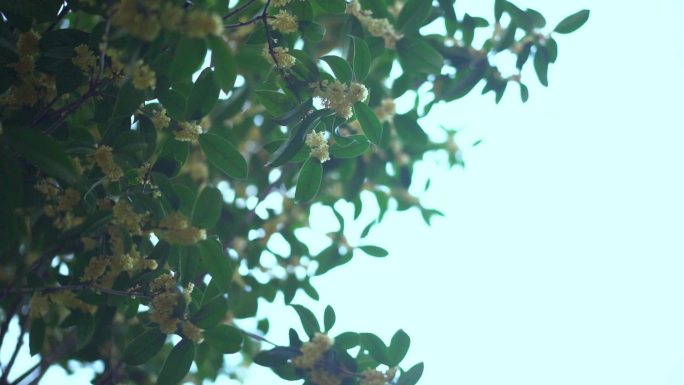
left=3, top=1, right=684, bottom=384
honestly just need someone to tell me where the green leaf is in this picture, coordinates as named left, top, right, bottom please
left=29, top=319, right=45, bottom=356
left=291, top=304, right=320, bottom=338
left=123, top=328, right=166, bottom=365
left=157, top=339, right=195, bottom=385
left=198, top=238, right=234, bottom=294
left=158, top=89, right=187, bottom=121
left=360, top=333, right=388, bottom=364
left=554, top=10, right=590, bottom=34
left=266, top=109, right=332, bottom=167
left=311, top=0, right=346, bottom=14
left=295, top=158, right=323, bottom=203
left=534, top=45, right=549, bottom=87
left=7, top=129, right=77, bottom=183
left=359, top=245, right=389, bottom=257
left=323, top=305, right=336, bottom=332
left=394, top=113, right=428, bottom=147
left=253, top=347, right=301, bottom=367
left=320, top=55, right=353, bottom=83
left=300, top=21, right=326, bottom=42
left=397, top=362, right=425, bottom=385
left=256, top=90, right=298, bottom=118
left=204, top=325, right=243, bottom=354
left=351, top=36, right=371, bottom=81
left=520, top=83, right=529, bottom=103
left=330, top=136, right=370, bottom=158
left=208, top=36, right=237, bottom=92
left=199, top=133, right=248, bottom=179
left=387, top=329, right=410, bottom=366
left=191, top=187, right=223, bottom=229
left=396, top=37, right=443, bottom=74
left=353, top=102, right=383, bottom=145
left=186, top=67, right=220, bottom=120
left=111, top=82, right=145, bottom=118
left=170, top=37, right=207, bottom=83
left=192, top=295, right=229, bottom=329
left=273, top=98, right=313, bottom=126
left=397, top=0, right=432, bottom=32
left=335, top=332, right=360, bottom=349
left=437, top=0, right=456, bottom=21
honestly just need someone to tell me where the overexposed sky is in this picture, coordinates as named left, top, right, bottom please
left=251, top=1, right=684, bottom=385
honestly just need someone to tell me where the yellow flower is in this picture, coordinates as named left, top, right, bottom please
left=311, top=80, right=368, bottom=119
left=156, top=213, right=206, bottom=245
left=271, top=10, right=298, bottom=33
left=309, top=369, right=342, bottom=385
left=151, top=108, right=170, bottom=130
left=292, top=333, right=334, bottom=369
left=174, top=121, right=202, bottom=142
left=17, top=31, right=41, bottom=56
left=130, top=60, right=156, bottom=90
left=73, top=44, right=98, bottom=73
left=305, top=131, right=330, bottom=163
left=262, top=45, right=296, bottom=69
left=112, top=200, right=145, bottom=235
left=181, top=321, right=204, bottom=343
left=346, top=0, right=403, bottom=49
left=93, top=145, right=123, bottom=181
left=185, top=10, right=223, bottom=38
left=29, top=293, right=50, bottom=319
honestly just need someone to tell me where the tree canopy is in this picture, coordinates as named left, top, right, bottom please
left=0, top=1, right=588, bottom=384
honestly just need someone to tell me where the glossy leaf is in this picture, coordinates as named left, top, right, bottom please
left=191, top=186, right=223, bottom=229
left=396, top=37, right=443, bottom=74
left=204, top=325, right=243, bottom=354
left=199, top=133, right=248, bottom=179
left=324, top=305, right=336, bottom=332
left=311, top=0, right=346, bottom=14
left=157, top=339, right=195, bottom=385
left=186, top=67, right=220, bottom=120
left=397, top=0, right=432, bottom=32
left=387, top=329, right=411, bottom=366
left=170, top=38, right=207, bottom=83
left=7, top=129, right=77, bottom=183
left=351, top=36, right=371, bottom=81
left=208, top=36, right=237, bottom=92
left=29, top=319, right=45, bottom=356
left=292, top=304, right=320, bottom=338
left=398, top=362, right=425, bottom=385
left=320, top=55, right=353, bottom=83
left=353, top=102, right=383, bottom=145
left=111, top=82, right=145, bottom=118
left=359, top=245, right=389, bottom=257
left=554, top=10, right=590, bottom=34
left=266, top=109, right=332, bottom=167
left=534, top=45, right=549, bottom=86
left=198, top=238, right=234, bottom=294
left=295, top=158, right=323, bottom=203
left=123, top=328, right=166, bottom=365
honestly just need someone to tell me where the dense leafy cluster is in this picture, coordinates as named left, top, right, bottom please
left=0, top=1, right=587, bottom=384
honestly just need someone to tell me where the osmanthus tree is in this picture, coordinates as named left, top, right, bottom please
left=0, top=0, right=588, bottom=384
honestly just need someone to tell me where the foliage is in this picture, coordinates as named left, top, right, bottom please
left=0, top=1, right=588, bottom=384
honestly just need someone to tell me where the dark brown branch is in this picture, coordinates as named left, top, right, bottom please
left=7, top=361, right=40, bottom=385
left=224, top=16, right=261, bottom=29
left=0, top=284, right=149, bottom=300
left=0, top=317, right=29, bottom=384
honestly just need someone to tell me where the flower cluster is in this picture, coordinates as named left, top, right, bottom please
left=156, top=212, right=207, bottom=245
left=311, top=80, right=368, bottom=119
left=151, top=107, right=171, bottom=130
left=35, top=180, right=84, bottom=230
left=292, top=333, right=334, bottom=369
left=360, top=369, right=387, bottom=385
left=111, top=1, right=222, bottom=41
left=73, top=44, right=98, bottom=74
left=271, top=10, right=298, bottom=33
left=375, top=98, right=396, bottom=123
left=130, top=60, right=156, bottom=90
left=93, top=145, right=124, bottom=181
left=149, top=274, right=184, bottom=333
left=305, top=131, right=330, bottom=163
left=175, top=121, right=203, bottom=142
left=346, top=0, right=403, bottom=49
left=0, top=30, right=57, bottom=108
left=112, top=200, right=146, bottom=235
left=29, top=291, right=96, bottom=319
left=309, top=369, right=342, bottom=385
left=262, top=45, right=296, bottom=69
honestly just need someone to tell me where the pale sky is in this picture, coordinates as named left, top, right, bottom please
left=4, top=1, right=684, bottom=384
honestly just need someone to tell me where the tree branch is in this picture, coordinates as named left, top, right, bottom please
left=223, top=0, right=258, bottom=20
left=0, top=316, right=29, bottom=384
left=0, top=284, right=149, bottom=300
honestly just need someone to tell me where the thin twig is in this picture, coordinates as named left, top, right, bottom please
left=224, top=16, right=261, bottom=29
left=7, top=361, right=40, bottom=385
left=223, top=0, right=258, bottom=20
left=0, top=284, right=149, bottom=300
left=0, top=317, right=29, bottom=384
